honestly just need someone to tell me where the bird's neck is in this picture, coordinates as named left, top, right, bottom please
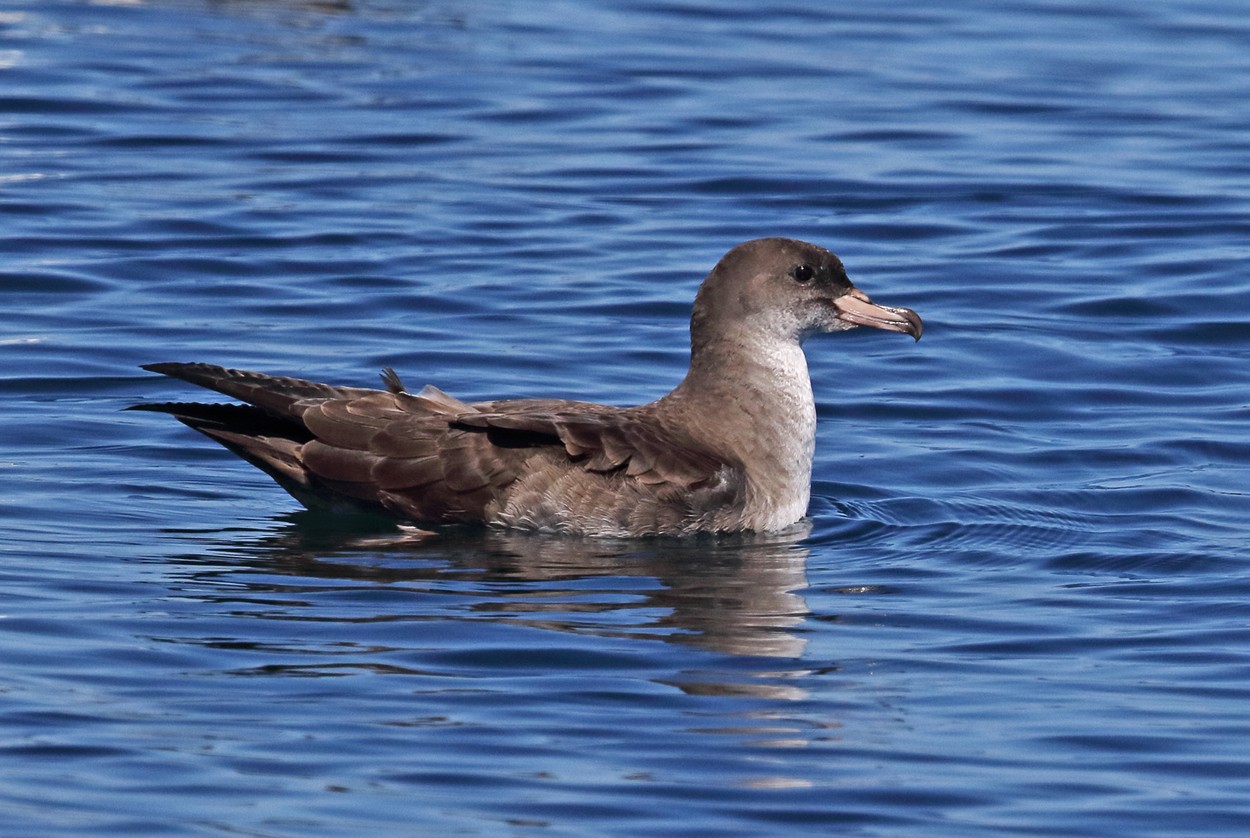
left=660, top=330, right=817, bottom=528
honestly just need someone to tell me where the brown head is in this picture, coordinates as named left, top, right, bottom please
left=690, top=237, right=923, bottom=349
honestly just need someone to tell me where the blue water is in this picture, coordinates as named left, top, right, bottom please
left=3, top=0, right=1249, bottom=834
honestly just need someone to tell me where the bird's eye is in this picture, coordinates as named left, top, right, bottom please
left=792, top=264, right=815, bottom=283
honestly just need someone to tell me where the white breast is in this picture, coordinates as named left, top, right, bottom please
left=734, top=337, right=817, bottom=530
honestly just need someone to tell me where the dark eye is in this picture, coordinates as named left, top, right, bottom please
left=792, top=264, right=815, bottom=283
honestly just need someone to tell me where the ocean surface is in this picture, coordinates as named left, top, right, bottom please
left=3, top=0, right=1249, bottom=834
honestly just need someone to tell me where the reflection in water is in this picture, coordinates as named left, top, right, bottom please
left=151, top=514, right=833, bottom=792
left=166, top=512, right=813, bottom=661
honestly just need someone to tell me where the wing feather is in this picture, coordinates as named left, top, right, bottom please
left=450, top=409, right=728, bottom=491
left=140, top=364, right=737, bottom=530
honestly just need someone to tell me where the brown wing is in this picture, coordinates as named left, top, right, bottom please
left=298, top=396, right=733, bottom=522
left=133, top=364, right=518, bottom=520
left=136, top=364, right=735, bottom=527
left=139, top=362, right=380, bottom=417
left=293, top=386, right=529, bottom=521
left=450, top=407, right=728, bottom=496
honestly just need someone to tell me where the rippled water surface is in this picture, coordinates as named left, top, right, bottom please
left=3, top=1, right=1250, bottom=834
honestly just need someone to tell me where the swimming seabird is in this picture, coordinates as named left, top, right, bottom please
left=132, top=237, right=922, bottom=537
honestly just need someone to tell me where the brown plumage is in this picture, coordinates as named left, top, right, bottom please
left=132, top=238, right=921, bottom=537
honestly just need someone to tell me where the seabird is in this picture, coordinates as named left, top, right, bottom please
left=132, top=237, right=922, bottom=537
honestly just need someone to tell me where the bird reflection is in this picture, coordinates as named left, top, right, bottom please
left=168, top=511, right=813, bottom=661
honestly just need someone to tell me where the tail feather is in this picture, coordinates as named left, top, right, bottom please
left=139, top=362, right=378, bottom=419
left=128, top=401, right=311, bottom=440
left=129, top=400, right=322, bottom=503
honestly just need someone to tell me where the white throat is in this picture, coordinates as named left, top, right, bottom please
left=739, top=335, right=817, bottom=529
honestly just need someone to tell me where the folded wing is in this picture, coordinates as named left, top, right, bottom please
left=133, top=363, right=736, bottom=529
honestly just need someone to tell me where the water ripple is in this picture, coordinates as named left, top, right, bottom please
left=4, top=0, right=1250, bottom=835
